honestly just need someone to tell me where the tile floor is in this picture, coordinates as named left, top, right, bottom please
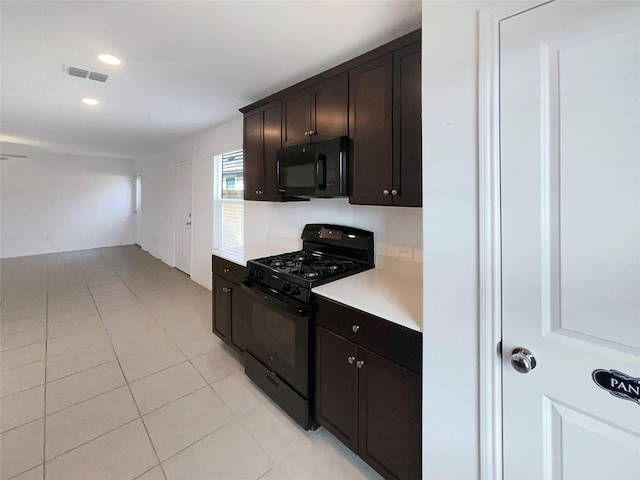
left=0, top=246, right=382, bottom=480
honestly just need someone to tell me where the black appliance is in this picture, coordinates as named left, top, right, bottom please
left=276, top=136, right=349, bottom=198
left=242, top=224, right=374, bottom=430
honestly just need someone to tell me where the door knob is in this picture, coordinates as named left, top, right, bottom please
left=510, top=347, right=537, bottom=374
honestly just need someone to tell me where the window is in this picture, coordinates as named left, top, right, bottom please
left=214, top=149, right=244, bottom=249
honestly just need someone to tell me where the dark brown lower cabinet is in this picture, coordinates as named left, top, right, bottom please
left=316, top=326, right=422, bottom=480
left=212, top=275, right=246, bottom=354
left=212, top=256, right=247, bottom=355
left=358, top=347, right=422, bottom=480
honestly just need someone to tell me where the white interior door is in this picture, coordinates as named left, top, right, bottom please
left=174, top=159, right=192, bottom=274
left=500, top=1, right=640, bottom=478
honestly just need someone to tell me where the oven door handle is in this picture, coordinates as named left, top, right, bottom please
left=241, top=280, right=308, bottom=318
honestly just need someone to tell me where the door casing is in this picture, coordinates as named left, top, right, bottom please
left=477, top=2, right=550, bottom=479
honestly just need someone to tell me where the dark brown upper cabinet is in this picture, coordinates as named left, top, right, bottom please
left=349, top=41, right=422, bottom=207
left=240, top=29, right=421, bottom=206
left=243, top=100, right=282, bottom=201
left=282, top=73, right=349, bottom=147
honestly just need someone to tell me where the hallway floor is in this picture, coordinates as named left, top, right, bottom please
left=0, top=245, right=381, bottom=480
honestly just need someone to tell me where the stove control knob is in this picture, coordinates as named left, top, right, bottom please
left=282, top=282, right=291, bottom=293
left=291, top=285, right=301, bottom=295
left=255, top=270, right=264, bottom=280
left=248, top=268, right=256, bottom=277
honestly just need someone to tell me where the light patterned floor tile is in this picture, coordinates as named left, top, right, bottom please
left=0, top=419, right=44, bottom=480
left=191, top=347, right=243, bottom=384
left=134, top=466, right=165, bottom=480
left=259, top=466, right=289, bottom=480
left=143, top=386, right=233, bottom=460
left=8, top=465, right=43, bottom=480
left=0, top=341, right=45, bottom=371
left=129, top=361, right=206, bottom=414
left=278, top=428, right=383, bottom=480
left=1, top=386, right=44, bottom=433
left=162, top=420, right=273, bottom=480
left=45, top=420, right=157, bottom=480
left=45, top=386, right=139, bottom=460
left=46, top=341, right=115, bottom=381
left=46, top=314, right=103, bottom=339
left=174, top=330, right=223, bottom=358
left=120, top=342, right=186, bottom=383
left=109, top=327, right=171, bottom=358
left=1, top=361, right=45, bottom=397
left=212, top=371, right=270, bottom=416
left=46, top=325, right=108, bottom=357
left=238, top=400, right=314, bottom=463
left=46, top=360, right=125, bottom=414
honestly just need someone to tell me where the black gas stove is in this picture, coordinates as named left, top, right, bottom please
left=245, top=224, right=375, bottom=304
left=241, top=224, right=374, bottom=430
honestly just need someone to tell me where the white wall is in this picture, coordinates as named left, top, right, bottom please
left=421, top=1, right=497, bottom=477
left=0, top=154, right=136, bottom=258
left=261, top=198, right=422, bottom=250
left=137, top=116, right=244, bottom=288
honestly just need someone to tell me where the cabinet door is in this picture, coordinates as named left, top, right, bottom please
left=349, top=54, right=393, bottom=206
left=315, top=326, right=359, bottom=453
left=312, top=73, right=348, bottom=142
left=282, top=90, right=311, bottom=147
left=212, top=275, right=231, bottom=342
left=358, top=347, right=422, bottom=480
left=261, top=101, right=283, bottom=201
left=392, top=42, right=422, bottom=207
left=229, top=284, right=246, bottom=353
left=243, top=110, right=265, bottom=201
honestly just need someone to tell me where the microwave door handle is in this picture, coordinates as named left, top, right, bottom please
left=315, top=154, right=326, bottom=190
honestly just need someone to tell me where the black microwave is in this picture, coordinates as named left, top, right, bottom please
left=276, top=136, right=349, bottom=198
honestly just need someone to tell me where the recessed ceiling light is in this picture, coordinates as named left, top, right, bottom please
left=82, top=98, right=99, bottom=106
left=98, top=54, right=121, bottom=65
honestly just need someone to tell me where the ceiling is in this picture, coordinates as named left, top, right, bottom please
left=0, top=1, right=421, bottom=159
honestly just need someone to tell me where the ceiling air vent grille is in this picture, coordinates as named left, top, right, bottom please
left=88, top=72, right=108, bottom=83
left=67, top=67, right=89, bottom=78
left=66, top=66, right=109, bottom=83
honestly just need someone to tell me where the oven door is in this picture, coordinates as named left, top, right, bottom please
left=242, top=280, right=310, bottom=398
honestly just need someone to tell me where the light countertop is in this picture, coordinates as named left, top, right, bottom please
left=312, top=269, right=422, bottom=333
left=213, top=244, right=423, bottom=333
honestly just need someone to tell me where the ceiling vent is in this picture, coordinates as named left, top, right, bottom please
left=88, top=72, right=108, bottom=83
left=66, top=66, right=109, bottom=83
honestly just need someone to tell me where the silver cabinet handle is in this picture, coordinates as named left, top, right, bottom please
left=352, top=325, right=360, bottom=333
left=391, top=189, right=398, bottom=196
left=356, top=360, right=365, bottom=369
left=347, top=356, right=355, bottom=365
left=222, top=287, right=232, bottom=293
left=510, top=347, right=537, bottom=374
left=382, top=189, right=390, bottom=196
left=223, top=268, right=230, bottom=273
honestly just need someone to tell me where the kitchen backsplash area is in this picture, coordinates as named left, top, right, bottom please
left=244, top=197, right=422, bottom=277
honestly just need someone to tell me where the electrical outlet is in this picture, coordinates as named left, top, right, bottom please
left=397, top=246, right=413, bottom=259
left=391, top=245, right=413, bottom=259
